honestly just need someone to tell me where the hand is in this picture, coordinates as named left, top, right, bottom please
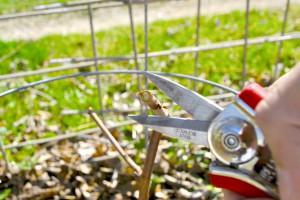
left=224, top=63, right=300, bottom=200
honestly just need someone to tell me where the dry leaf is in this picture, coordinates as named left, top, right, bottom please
left=76, top=141, right=96, bottom=161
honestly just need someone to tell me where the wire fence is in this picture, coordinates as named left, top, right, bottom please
left=0, top=0, right=298, bottom=173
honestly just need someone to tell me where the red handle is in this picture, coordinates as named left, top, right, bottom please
left=210, top=174, right=273, bottom=198
left=238, top=83, right=267, bottom=110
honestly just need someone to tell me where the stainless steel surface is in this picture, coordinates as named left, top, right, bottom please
left=130, top=115, right=211, bottom=131
left=234, top=98, right=265, bottom=147
left=208, top=116, right=257, bottom=165
left=144, top=72, right=222, bottom=120
left=208, top=101, right=263, bottom=165
left=130, top=115, right=210, bottom=147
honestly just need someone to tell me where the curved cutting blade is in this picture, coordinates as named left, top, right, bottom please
left=130, top=115, right=210, bottom=147
left=144, top=72, right=222, bottom=121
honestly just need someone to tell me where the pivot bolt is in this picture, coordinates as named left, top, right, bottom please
left=223, top=134, right=240, bottom=150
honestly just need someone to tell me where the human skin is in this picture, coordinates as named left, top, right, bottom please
left=224, top=64, right=300, bottom=200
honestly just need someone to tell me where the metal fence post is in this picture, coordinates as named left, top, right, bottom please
left=242, top=0, right=250, bottom=88
left=273, top=0, right=290, bottom=81
left=88, top=4, right=105, bottom=122
left=0, top=134, right=10, bottom=173
left=194, top=0, right=202, bottom=91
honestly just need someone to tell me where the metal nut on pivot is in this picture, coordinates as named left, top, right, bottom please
left=223, top=134, right=240, bottom=151
left=208, top=117, right=258, bottom=165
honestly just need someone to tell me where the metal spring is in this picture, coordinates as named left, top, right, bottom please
left=258, top=159, right=277, bottom=184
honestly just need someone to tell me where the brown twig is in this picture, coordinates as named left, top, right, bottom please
left=88, top=107, right=142, bottom=176
left=137, top=90, right=169, bottom=200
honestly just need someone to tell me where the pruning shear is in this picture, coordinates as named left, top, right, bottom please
left=130, top=72, right=278, bottom=199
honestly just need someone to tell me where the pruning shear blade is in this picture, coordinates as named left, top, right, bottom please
left=130, top=115, right=210, bottom=147
left=143, top=72, right=223, bottom=121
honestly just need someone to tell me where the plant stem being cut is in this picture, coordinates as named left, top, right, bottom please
left=137, top=90, right=169, bottom=200
left=88, top=89, right=168, bottom=200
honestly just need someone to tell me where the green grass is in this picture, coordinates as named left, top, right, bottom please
left=0, top=6, right=300, bottom=166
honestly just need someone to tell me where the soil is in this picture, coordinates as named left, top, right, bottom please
left=0, top=0, right=298, bottom=41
